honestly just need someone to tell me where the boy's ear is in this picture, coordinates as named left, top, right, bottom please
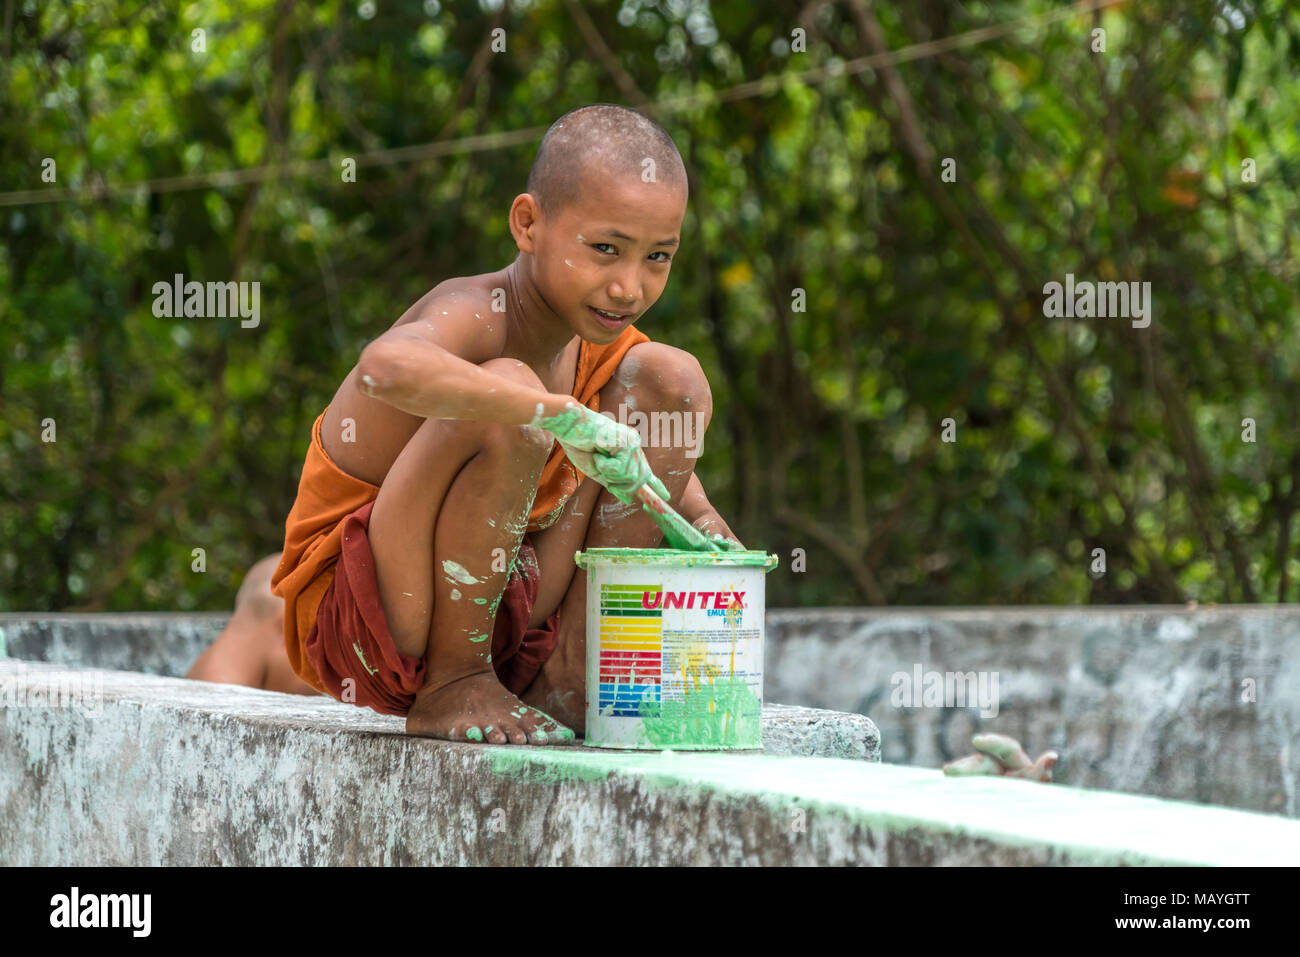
left=510, top=193, right=543, bottom=253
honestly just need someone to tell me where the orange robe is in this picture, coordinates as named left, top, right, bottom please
left=271, top=326, right=650, bottom=691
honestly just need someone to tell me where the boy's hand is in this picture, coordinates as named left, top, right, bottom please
left=531, top=401, right=669, bottom=505
left=705, top=532, right=746, bottom=551
left=942, top=733, right=1059, bottom=782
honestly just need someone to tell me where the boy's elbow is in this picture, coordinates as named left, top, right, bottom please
left=357, top=339, right=404, bottom=399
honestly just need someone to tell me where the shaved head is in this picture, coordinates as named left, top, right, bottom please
left=526, top=103, right=688, bottom=219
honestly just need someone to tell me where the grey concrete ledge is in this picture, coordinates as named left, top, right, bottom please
left=7, top=606, right=1298, bottom=818
left=0, top=612, right=227, bottom=677
left=3, top=660, right=1296, bottom=865
left=766, top=604, right=1300, bottom=817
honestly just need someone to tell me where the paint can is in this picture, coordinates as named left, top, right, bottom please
left=574, top=547, right=779, bottom=750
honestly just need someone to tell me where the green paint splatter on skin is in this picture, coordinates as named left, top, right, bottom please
left=466, top=727, right=484, bottom=742
left=636, top=676, right=762, bottom=750
left=576, top=548, right=779, bottom=570
left=468, top=635, right=489, bottom=643
left=484, top=725, right=494, bottom=734
left=450, top=589, right=462, bottom=600
left=441, top=560, right=480, bottom=585
left=473, top=597, right=488, bottom=605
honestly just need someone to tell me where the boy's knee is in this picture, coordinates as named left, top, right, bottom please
left=474, top=357, right=555, bottom=454
left=621, top=343, right=712, bottom=420
left=480, top=356, right=545, bottom=391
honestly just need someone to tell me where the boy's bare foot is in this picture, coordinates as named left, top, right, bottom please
left=405, top=670, right=575, bottom=745
left=942, top=733, right=1059, bottom=782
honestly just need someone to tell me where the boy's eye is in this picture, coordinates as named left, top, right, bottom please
left=592, top=243, right=672, bottom=264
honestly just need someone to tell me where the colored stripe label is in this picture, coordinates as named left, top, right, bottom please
left=596, top=584, right=662, bottom=716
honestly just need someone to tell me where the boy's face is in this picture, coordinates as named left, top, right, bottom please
left=531, top=172, right=687, bottom=344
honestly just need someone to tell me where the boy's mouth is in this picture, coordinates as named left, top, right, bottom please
left=588, top=306, right=633, bottom=329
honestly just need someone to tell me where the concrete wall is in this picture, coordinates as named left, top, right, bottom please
left=0, top=613, right=225, bottom=677
left=5, top=606, right=1297, bottom=820
left=4, top=659, right=1298, bottom=866
left=0, top=613, right=880, bottom=763
left=766, top=605, right=1300, bottom=817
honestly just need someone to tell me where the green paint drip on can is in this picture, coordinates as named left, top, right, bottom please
left=575, top=547, right=778, bottom=570
left=637, top=677, right=762, bottom=749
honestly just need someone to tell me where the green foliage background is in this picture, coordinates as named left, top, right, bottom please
left=2, top=0, right=1297, bottom=611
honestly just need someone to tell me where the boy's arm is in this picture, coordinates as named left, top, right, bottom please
left=357, top=296, right=664, bottom=502
left=356, top=305, right=569, bottom=426
left=679, top=472, right=744, bottom=548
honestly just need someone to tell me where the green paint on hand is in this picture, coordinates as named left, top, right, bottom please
left=637, top=676, right=762, bottom=749
left=529, top=401, right=667, bottom=504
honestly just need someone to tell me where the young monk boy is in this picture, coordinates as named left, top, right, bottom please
left=272, top=103, right=742, bottom=746
left=187, top=552, right=320, bottom=696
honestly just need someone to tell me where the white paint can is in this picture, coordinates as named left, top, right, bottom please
left=573, top=547, right=779, bottom=750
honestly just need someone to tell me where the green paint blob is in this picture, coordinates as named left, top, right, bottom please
left=466, top=726, right=484, bottom=742
left=636, top=676, right=762, bottom=749
left=468, top=635, right=489, bottom=643
left=473, top=597, right=488, bottom=605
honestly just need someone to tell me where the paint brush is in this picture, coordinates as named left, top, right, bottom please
left=634, top=483, right=713, bottom=551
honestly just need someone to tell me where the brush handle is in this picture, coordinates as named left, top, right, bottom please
left=634, top=483, right=712, bottom=551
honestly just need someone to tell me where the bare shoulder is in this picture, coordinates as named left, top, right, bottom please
left=320, top=272, right=508, bottom=485
left=390, top=273, right=509, bottom=361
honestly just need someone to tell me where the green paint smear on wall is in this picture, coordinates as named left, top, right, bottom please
left=636, top=677, right=762, bottom=749
left=489, top=750, right=614, bottom=785
left=481, top=747, right=1300, bottom=866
